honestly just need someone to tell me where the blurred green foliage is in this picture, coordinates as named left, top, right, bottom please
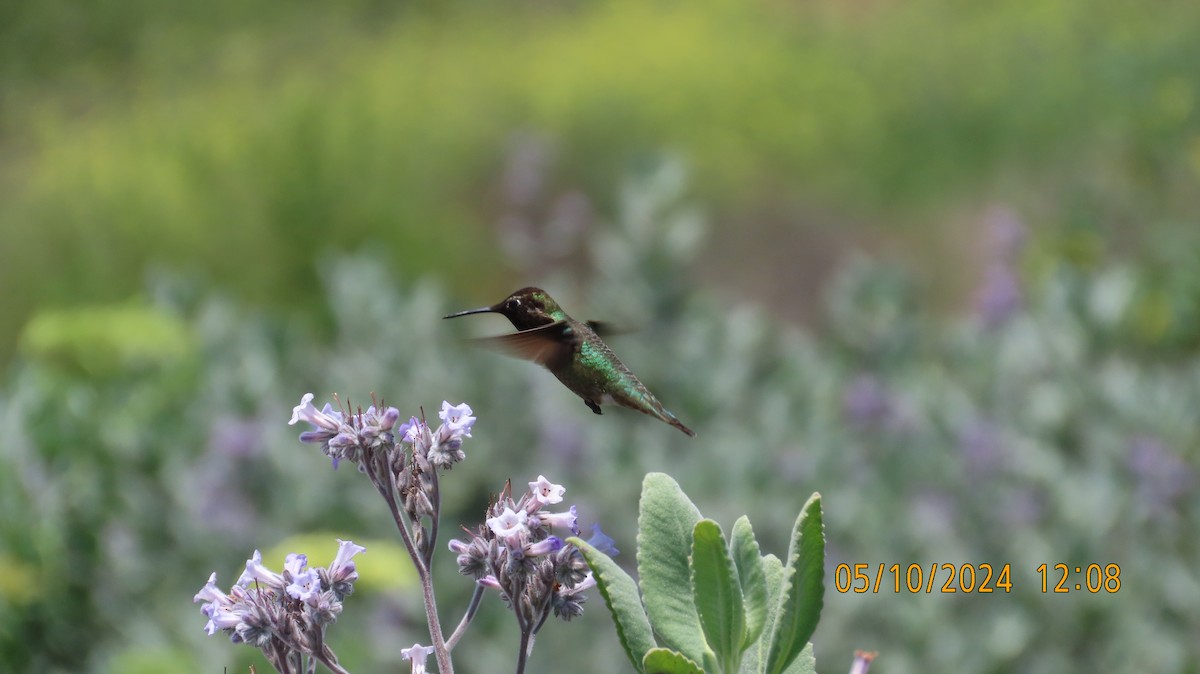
left=263, top=533, right=415, bottom=594
left=18, top=304, right=194, bottom=378
left=1, top=169, right=1197, bottom=672
left=2, top=0, right=1199, bottom=362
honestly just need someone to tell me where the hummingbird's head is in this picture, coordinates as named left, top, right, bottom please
left=443, top=287, right=564, bottom=330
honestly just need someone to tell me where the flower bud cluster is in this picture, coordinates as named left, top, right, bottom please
left=405, top=401, right=476, bottom=469
left=394, top=402, right=476, bottom=521
left=288, top=392, right=401, bottom=471
left=290, top=394, right=474, bottom=475
left=291, top=394, right=476, bottom=561
left=193, top=540, right=365, bottom=670
left=448, top=476, right=618, bottom=628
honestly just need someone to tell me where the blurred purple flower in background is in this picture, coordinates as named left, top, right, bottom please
left=983, top=205, right=1028, bottom=259
left=1126, top=436, right=1194, bottom=514
left=495, top=131, right=592, bottom=268
left=974, top=205, right=1027, bottom=327
left=208, top=416, right=264, bottom=459
left=500, top=131, right=551, bottom=209
left=910, top=490, right=957, bottom=539
left=958, top=418, right=1004, bottom=478
left=842, top=374, right=893, bottom=428
left=999, top=486, right=1045, bottom=527
left=976, top=264, right=1023, bottom=327
left=196, top=416, right=266, bottom=539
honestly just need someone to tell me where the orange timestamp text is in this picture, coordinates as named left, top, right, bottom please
left=834, top=563, right=1123, bottom=594
left=834, top=563, right=1013, bottom=594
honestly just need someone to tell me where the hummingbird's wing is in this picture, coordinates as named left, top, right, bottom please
left=470, top=321, right=578, bottom=368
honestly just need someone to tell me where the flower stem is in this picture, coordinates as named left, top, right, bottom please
left=419, top=569, right=453, bottom=674
left=515, top=629, right=532, bottom=674
left=446, top=583, right=486, bottom=650
left=364, top=450, right=453, bottom=674
left=313, top=652, right=351, bottom=674
left=425, top=468, right=442, bottom=569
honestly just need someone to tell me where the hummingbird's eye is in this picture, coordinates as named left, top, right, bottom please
left=506, top=298, right=521, bottom=310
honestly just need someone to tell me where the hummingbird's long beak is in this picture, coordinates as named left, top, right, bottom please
left=443, top=305, right=498, bottom=319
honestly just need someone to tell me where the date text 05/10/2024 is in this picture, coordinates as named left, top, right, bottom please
left=832, top=563, right=1122, bottom=594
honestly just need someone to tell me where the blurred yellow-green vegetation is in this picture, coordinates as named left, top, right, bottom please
left=2, top=0, right=1199, bottom=672
left=4, top=0, right=1200, bottom=360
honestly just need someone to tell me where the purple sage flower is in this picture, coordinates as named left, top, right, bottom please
left=194, top=572, right=243, bottom=636
left=523, top=536, right=564, bottom=557
left=487, top=506, right=529, bottom=551
left=401, top=643, right=437, bottom=674
left=849, top=650, right=878, bottom=674
left=453, top=474, right=603, bottom=632
left=196, top=539, right=363, bottom=659
left=237, top=550, right=285, bottom=590
left=528, top=475, right=566, bottom=506
left=286, top=568, right=323, bottom=606
left=328, top=539, right=366, bottom=587
left=439, top=401, right=476, bottom=435
left=533, top=505, right=579, bottom=535
left=289, top=393, right=342, bottom=432
left=586, top=523, right=620, bottom=556
left=288, top=393, right=400, bottom=469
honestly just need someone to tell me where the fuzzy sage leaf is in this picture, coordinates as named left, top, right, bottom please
left=570, top=537, right=657, bottom=673
left=638, top=473, right=707, bottom=665
left=745, top=554, right=784, bottom=673
left=764, top=493, right=824, bottom=674
left=643, top=647, right=705, bottom=674
left=731, top=515, right=768, bottom=651
left=781, top=643, right=817, bottom=674
left=690, top=519, right=745, bottom=673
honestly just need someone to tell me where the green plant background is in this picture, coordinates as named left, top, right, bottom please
left=1, top=0, right=1198, bottom=672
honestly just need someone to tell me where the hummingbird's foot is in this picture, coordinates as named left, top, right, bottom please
left=585, top=400, right=603, bottom=415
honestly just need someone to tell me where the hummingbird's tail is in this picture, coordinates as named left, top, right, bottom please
left=645, top=401, right=696, bottom=437
left=609, top=378, right=696, bottom=437
left=666, top=413, right=697, bottom=438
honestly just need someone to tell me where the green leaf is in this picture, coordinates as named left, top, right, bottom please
left=570, top=537, right=658, bottom=673
left=638, top=473, right=707, bottom=665
left=643, top=648, right=705, bottom=674
left=765, top=493, right=825, bottom=674
left=703, top=649, right=722, bottom=674
left=780, top=643, right=816, bottom=674
left=691, top=519, right=745, bottom=674
left=745, top=554, right=785, bottom=673
left=731, top=516, right=768, bottom=650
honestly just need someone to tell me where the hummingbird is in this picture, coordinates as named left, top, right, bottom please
left=444, top=287, right=695, bottom=437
